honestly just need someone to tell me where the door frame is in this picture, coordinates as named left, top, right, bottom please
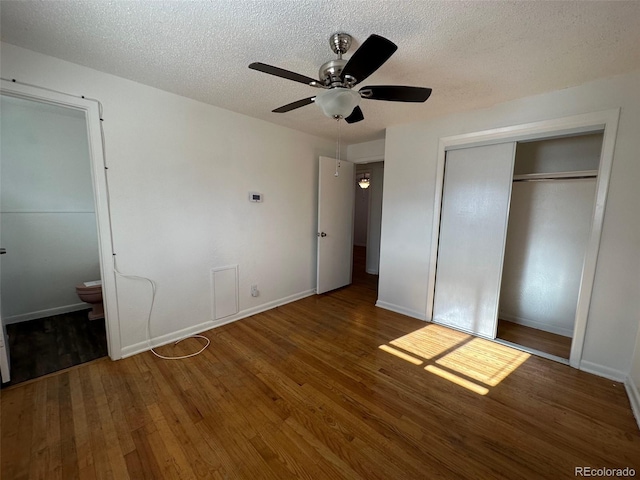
left=1, top=79, right=122, bottom=359
left=426, top=109, right=620, bottom=369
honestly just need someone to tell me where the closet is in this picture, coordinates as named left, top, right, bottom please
left=432, top=132, right=603, bottom=361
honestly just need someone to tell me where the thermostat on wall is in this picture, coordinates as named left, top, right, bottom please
left=249, top=192, right=263, bottom=202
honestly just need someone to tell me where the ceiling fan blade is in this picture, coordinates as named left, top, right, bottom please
left=272, top=97, right=315, bottom=113
left=345, top=106, right=364, bottom=124
left=341, top=35, right=397, bottom=85
left=249, top=62, right=318, bottom=85
left=359, top=85, right=432, bottom=102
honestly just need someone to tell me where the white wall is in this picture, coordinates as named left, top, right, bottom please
left=366, top=162, right=384, bottom=275
left=514, top=133, right=602, bottom=174
left=381, top=69, right=640, bottom=377
left=499, top=179, right=597, bottom=337
left=347, top=139, right=385, bottom=163
left=1, top=95, right=101, bottom=323
left=0, top=43, right=334, bottom=355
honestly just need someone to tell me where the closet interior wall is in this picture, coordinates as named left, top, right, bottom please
left=498, top=133, right=604, bottom=341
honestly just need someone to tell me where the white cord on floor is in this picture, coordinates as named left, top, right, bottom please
left=113, top=261, right=210, bottom=360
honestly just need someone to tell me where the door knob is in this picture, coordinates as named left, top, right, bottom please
left=0, top=248, right=5, bottom=255
left=317, top=232, right=327, bottom=237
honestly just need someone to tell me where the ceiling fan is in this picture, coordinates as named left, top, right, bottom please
left=249, top=33, right=432, bottom=124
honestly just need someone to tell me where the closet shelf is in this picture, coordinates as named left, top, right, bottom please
left=513, top=170, right=598, bottom=182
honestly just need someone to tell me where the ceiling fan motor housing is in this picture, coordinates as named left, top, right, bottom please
left=320, top=33, right=355, bottom=87
left=319, top=59, right=347, bottom=86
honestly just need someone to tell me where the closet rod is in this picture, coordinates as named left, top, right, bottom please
left=513, top=170, right=598, bottom=182
left=513, top=175, right=597, bottom=183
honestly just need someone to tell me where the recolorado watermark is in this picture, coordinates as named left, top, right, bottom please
left=575, top=466, right=636, bottom=477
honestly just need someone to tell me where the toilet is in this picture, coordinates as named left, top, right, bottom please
left=76, top=280, right=104, bottom=320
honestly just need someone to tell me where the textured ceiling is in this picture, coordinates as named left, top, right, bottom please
left=2, top=1, right=640, bottom=144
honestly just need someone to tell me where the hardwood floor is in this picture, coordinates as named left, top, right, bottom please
left=2, top=309, right=108, bottom=387
left=2, top=254, right=638, bottom=479
left=497, top=319, right=573, bottom=359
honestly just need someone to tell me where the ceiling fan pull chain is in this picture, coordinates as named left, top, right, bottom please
left=335, top=117, right=341, bottom=176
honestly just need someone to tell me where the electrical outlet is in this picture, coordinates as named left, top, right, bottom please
left=251, top=284, right=259, bottom=297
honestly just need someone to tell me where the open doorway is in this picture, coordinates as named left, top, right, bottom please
left=496, top=133, right=603, bottom=361
left=0, top=81, right=119, bottom=386
left=353, top=161, right=383, bottom=292
left=0, top=94, right=107, bottom=386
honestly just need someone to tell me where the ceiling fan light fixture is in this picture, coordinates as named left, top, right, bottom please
left=314, top=88, right=361, bottom=119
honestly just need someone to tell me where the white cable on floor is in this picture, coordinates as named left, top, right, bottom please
left=113, top=260, right=210, bottom=360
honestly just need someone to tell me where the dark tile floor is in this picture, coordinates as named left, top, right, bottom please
left=2, top=309, right=107, bottom=387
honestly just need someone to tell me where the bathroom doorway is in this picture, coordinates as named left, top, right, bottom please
left=0, top=88, right=113, bottom=385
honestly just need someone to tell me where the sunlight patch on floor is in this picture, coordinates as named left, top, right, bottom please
left=379, top=323, right=530, bottom=395
left=425, top=365, right=489, bottom=395
left=379, top=344, right=423, bottom=365
left=390, top=324, right=468, bottom=360
left=436, top=337, right=530, bottom=387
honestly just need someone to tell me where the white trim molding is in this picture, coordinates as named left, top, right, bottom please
left=425, top=109, right=620, bottom=370
left=498, top=315, right=573, bottom=338
left=376, top=300, right=428, bottom=321
left=625, top=376, right=640, bottom=430
left=579, top=360, right=626, bottom=382
left=121, top=289, right=315, bottom=358
left=4, top=303, right=91, bottom=325
left=0, top=79, right=122, bottom=359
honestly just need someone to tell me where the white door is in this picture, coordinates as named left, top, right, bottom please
left=432, top=142, right=516, bottom=338
left=317, top=156, right=355, bottom=294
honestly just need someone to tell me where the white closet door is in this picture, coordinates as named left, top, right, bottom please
left=432, top=142, right=516, bottom=338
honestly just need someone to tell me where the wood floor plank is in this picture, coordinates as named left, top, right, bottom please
left=27, top=378, right=50, bottom=480
left=45, top=375, right=63, bottom=479
left=78, top=365, right=116, bottom=480
left=98, top=360, right=135, bottom=457
left=58, top=373, right=80, bottom=480
left=136, top=352, right=223, bottom=478
left=497, top=319, right=572, bottom=358
left=129, top=426, right=166, bottom=480
left=68, top=368, right=97, bottom=480
left=2, top=248, right=639, bottom=479
left=89, top=361, right=131, bottom=480
left=1, top=384, right=27, bottom=480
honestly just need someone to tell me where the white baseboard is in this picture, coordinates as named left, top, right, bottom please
left=4, top=303, right=90, bottom=324
left=499, top=313, right=573, bottom=338
left=121, top=289, right=316, bottom=358
left=228, top=289, right=315, bottom=321
left=121, top=319, right=217, bottom=358
left=579, top=360, right=627, bottom=382
left=365, top=268, right=379, bottom=275
left=625, top=376, right=640, bottom=431
left=375, top=300, right=427, bottom=321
